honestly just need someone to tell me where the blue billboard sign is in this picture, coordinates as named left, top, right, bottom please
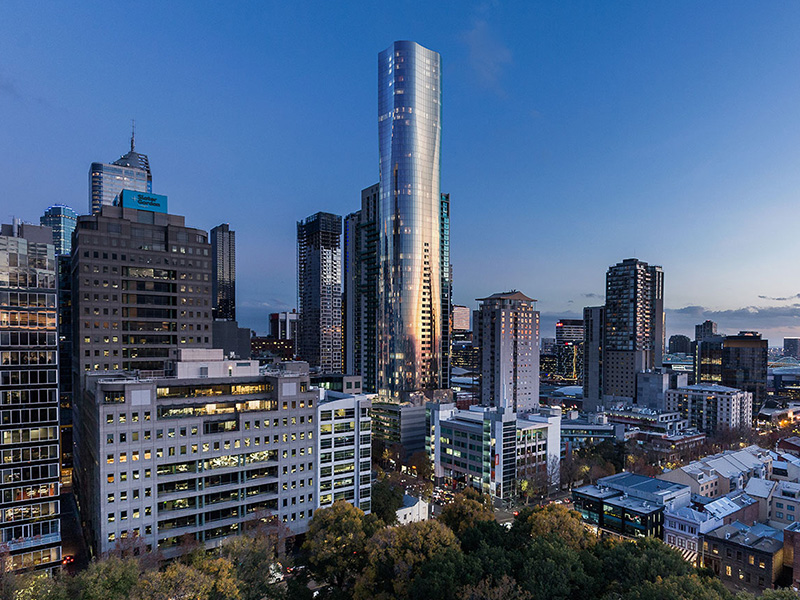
left=119, top=189, right=168, bottom=214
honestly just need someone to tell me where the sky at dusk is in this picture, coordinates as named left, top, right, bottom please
left=3, top=2, right=800, bottom=344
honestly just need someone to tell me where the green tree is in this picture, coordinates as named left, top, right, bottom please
left=133, top=562, right=213, bottom=600
left=759, top=591, right=800, bottom=600
left=408, top=451, right=433, bottom=481
left=513, top=503, right=594, bottom=550
left=72, top=556, right=140, bottom=600
left=407, top=547, right=473, bottom=600
left=354, top=519, right=461, bottom=600
left=371, top=478, right=404, bottom=525
left=195, top=557, right=241, bottom=600
left=517, top=537, right=589, bottom=600
left=14, top=571, right=68, bottom=600
left=302, top=500, right=371, bottom=591
left=619, top=574, right=733, bottom=600
left=591, top=537, right=692, bottom=594
left=219, top=530, right=285, bottom=600
left=460, top=575, right=531, bottom=600
left=439, top=490, right=494, bottom=536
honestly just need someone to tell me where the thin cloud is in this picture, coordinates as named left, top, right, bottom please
left=666, top=304, right=800, bottom=339
left=461, top=20, right=512, bottom=94
left=582, top=293, right=604, bottom=299
left=758, top=294, right=800, bottom=302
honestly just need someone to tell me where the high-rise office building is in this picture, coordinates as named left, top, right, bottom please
left=0, top=221, right=62, bottom=572
left=71, top=198, right=212, bottom=376
left=693, top=334, right=725, bottom=385
left=722, top=331, right=768, bottom=416
left=785, top=338, right=800, bottom=360
left=377, top=40, right=445, bottom=396
left=475, top=291, right=540, bottom=413
left=343, top=184, right=379, bottom=391
left=75, top=353, right=344, bottom=557
left=211, top=224, right=235, bottom=321
left=582, top=306, right=604, bottom=411
left=695, top=320, right=718, bottom=342
left=297, top=212, right=343, bottom=374
left=270, top=310, right=299, bottom=342
left=40, top=204, right=78, bottom=256
left=603, top=258, right=664, bottom=403
left=668, top=334, right=692, bottom=355
left=556, top=341, right=584, bottom=382
left=556, top=319, right=584, bottom=344
left=89, top=132, right=152, bottom=215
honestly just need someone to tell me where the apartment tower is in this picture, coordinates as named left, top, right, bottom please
left=297, top=212, right=343, bottom=374
left=603, top=258, right=664, bottom=403
left=377, top=40, right=445, bottom=396
left=210, top=224, right=236, bottom=321
left=474, top=291, right=540, bottom=413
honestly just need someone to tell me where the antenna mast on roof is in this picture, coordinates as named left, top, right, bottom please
left=131, top=119, right=135, bottom=152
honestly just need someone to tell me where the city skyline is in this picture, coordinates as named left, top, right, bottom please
left=4, top=3, right=800, bottom=343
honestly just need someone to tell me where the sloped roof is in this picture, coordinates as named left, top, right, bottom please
left=476, top=290, right=535, bottom=302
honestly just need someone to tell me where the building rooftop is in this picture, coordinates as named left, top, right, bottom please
left=673, top=384, right=743, bottom=394
left=599, top=472, right=690, bottom=501
left=476, top=290, right=535, bottom=302
left=744, top=478, right=777, bottom=499
left=706, top=521, right=783, bottom=553
left=704, top=492, right=757, bottom=519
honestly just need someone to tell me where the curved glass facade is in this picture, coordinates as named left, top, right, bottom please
left=378, top=41, right=442, bottom=396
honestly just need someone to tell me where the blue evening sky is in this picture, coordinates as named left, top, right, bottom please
left=3, top=1, right=800, bottom=343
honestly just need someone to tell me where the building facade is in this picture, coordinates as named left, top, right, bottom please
left=270, top=311, right=298, bottom=342
left=452, top=305, right=470, bottom=332
left=696, top=320, right=718, bottom=342
left=694, top=334, right=725, bottom=385
left=785, top=338, right=800, bottom=360
left=297, top=212, right=342, bottom=374
left=665, top=384, right=753, bottom=434
left=0, top=222, right=61, bottom=571
left=71, top=203, right=212, bottom=375
left=429, top=403, right=516, bottom=500
left=702, top=522, right=785, bottom=594
left=722, top=332, right=767, bottom=416
left=603, top=258, right=664, bottom=403
left=573, top=472, right=690, bottom=539
left=377, top=40, right=445, bottom=396
left=76, top=353, right=323, bottom=558
left=343, top=184, right=379, bottom=391
left=475, top=291, right=539, bottom=414
left=669, top=334, right=692, bottom=355
left=556, top=319, right=584, bottom=344
left=89, top=135, right=152, bottom=215
left=582, top=305, right=604, bottom=412
left=210, top=224, right=235, bottom=322
left=40, top=205, right=78, bottom=256
left=317, top=391, right=372, bottom=513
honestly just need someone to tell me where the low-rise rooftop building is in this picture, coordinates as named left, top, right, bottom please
left=702, top=521, right=786, bottom=594
left=659, top=446, right=771, bottom=498
left=573, top=472, right=691, bottom=539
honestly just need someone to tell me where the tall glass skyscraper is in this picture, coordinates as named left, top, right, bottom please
left=89, top=132, right=152, bottom=215
left=0, top=222, right=61, bottom=572
left=40, top=204, right=78, bottom=256
left=378, top=40, right=443, bottom=396
left=211, top=223, right=236, bottom=321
